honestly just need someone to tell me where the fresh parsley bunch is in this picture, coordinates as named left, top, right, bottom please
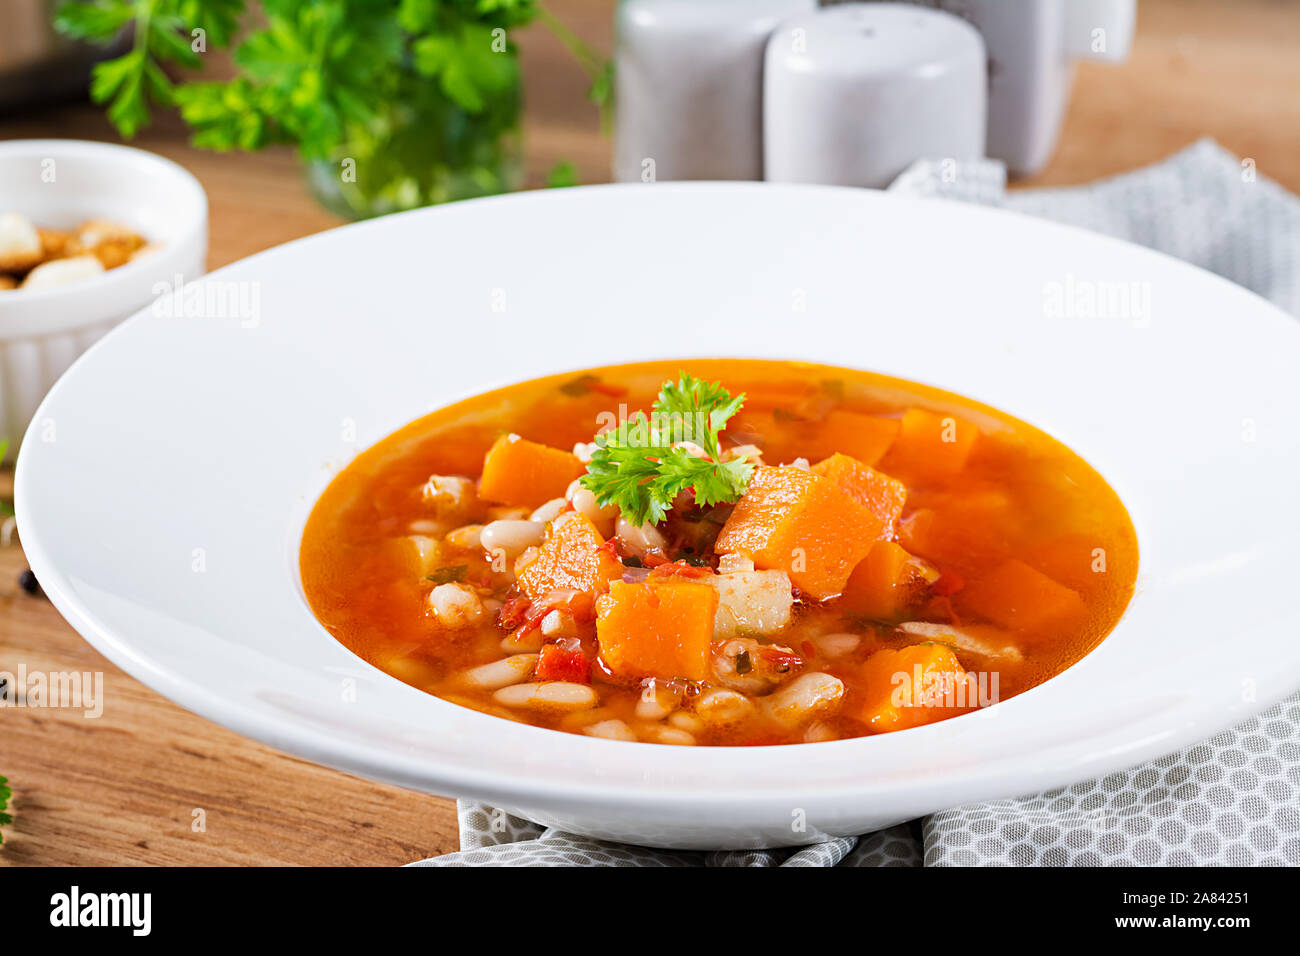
left=54, top=1, right=610, bottom=214
left=0, top=775, right=11, bottom=844
left=581, top=374, right=755, bottom=527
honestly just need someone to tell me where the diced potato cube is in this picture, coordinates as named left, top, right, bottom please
left=708, top=569, right=793, bottom=639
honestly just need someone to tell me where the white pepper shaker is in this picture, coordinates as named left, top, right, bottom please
left=763, top=3, right=987, bottom=189
left=614, top=0, right=816, bottom=183
left=870, top=0, right=1137, bottom=176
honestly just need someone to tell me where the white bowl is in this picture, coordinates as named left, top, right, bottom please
left=0, top=139, right=207, bottom=454
left=15, top=184, right=1300, bottom=849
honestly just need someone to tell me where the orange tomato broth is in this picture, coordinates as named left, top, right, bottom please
left=300, top=359, right=1138, bottom=745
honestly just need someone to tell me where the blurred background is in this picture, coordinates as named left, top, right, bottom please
left=1, top=0, right=1296, bottom=271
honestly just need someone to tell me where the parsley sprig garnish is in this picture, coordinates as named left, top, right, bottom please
left=580, top=374, right=754, bottom=527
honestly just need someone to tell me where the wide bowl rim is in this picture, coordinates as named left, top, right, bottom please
left=15, top=181, right=1300, bottom=837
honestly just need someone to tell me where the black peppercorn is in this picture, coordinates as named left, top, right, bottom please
left=18, top=568, right=41, bottom=596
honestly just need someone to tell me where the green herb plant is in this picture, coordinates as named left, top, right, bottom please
left=54, top=1, right=611, bottom=216
left=0, top=775, right=11, bottom=845
left=581, top=374, right=755, bottom=527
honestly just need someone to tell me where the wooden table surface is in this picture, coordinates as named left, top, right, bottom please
left=2, top=0, right=1297, bottom=866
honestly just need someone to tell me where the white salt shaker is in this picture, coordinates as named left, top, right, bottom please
left=614, top=0, right=816, bottom=183
left=763, top=3, right=987, bottom=189
left=882, top=0, right=1137, bottom=175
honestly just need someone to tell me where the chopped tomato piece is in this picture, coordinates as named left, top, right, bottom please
left=648, top=560, right=716, bottom=580
left=535, top=642, right=591, bottom=684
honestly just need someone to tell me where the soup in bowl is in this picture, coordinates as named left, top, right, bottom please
left=300, top=359, right=1138, bottom=746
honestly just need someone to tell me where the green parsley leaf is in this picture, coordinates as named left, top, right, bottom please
left=580, top=374, right=754, bottom=527
left=546, top=160, right=580, bottom=189
left=427, top=565, right=468, bottom=584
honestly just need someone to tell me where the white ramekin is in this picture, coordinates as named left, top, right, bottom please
left=0, top=139, right=208, bottom=455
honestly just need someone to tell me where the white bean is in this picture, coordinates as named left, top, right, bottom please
left=803, top=721, right=839, bottom=743
left=408, top=519, right=447, bottom=535
left=444, top=524, right=483, bottom=550
left=635, top=680, right=681, bottom=721
left=493, top=681, right=598, bottom=712
left=479, top=519, right=545, bottom=558
left=500, top=630, right=544, bottom=653
left=762, top=672, right=845, bottom=730
left=428, top=582, right=485, bottom=626
left=582, top=719, right=637, bottom=741
left=693, top=688, right=757, bottom=727
left=668, top=712, right=703, bottom=733
left=617, top=516, right=667, bottom=555
left=810, top=632, right=861, bottom=659
left=897, top=621, right=1023, bottom=662
left=459, top=654, right=538, bottom=690
left=421, top=475, right=476, bottom=521
left=529, top=497, right=569, bottom=523
left=566, top=479, right=618, bottom=534
left=725, top=443, right=763, bottom=463
left=638, top=724, right=697, bottom=746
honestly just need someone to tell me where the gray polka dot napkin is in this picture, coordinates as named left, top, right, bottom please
left=411, top=141, right=1300, bottom=866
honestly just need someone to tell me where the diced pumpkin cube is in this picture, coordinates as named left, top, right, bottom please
left=1027, top=533, right=1109, bottom=597
left=595, top=579, right=719, bottom=682
left=880, top=408, right=980, bottom=482
left=812, top=452, right=907, bottom=535
left=478, top=433, right=586, bottom=508
left=898, top=505, right=1014, bottom=571
left=839, top=541, right=936, bottom=621
left=713, top=466, right=881, bottom=600
left=801, top=410, right=900, bottom=466
left=852, top=644, right=971, bottom=733
left=960, top=558, right=1085, bottom=632
left=898, top=507, right=939, bottom=556
left=517, top=512, right=624, bottom=601
left=709, top=569, right=793, bottom=639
